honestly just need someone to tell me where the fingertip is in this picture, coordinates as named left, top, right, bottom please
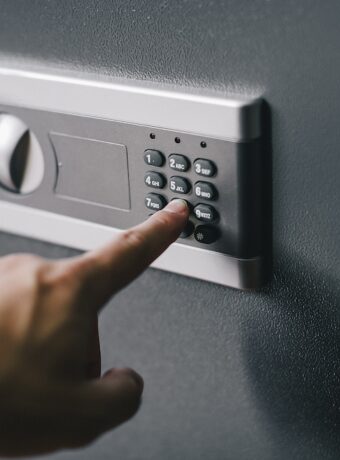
left=103, top=367, right=144, bottom=394
left=164, top=199, right=189, bottom=216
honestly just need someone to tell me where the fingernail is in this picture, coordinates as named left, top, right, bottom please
left=165, top=199, right=188, bottom=214
left=117, top=368, right=144, bottom=392
left=129, top=371, right=144, bottom=392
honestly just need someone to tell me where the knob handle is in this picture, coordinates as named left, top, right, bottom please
left=0, top=114, right=44, bottom=194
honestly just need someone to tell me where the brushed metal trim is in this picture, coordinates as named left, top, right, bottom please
left=0, top=67, right=262, bottom=141
left=0, top=201, right=263, bottom=289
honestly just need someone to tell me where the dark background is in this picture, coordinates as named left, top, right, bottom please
left=0, top=1, right=339, bottom=459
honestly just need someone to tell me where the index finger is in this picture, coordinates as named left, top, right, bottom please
left=66, top=199, right=189, bottom=310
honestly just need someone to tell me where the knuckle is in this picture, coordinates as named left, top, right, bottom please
left=153, top=210, right=175, bottom=228
left=120, top=228, right=147, bottom=249
left=2, top=253, right=44, bottom=269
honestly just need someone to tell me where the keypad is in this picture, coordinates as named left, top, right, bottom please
left=144, top=149, right=165, bottom=167
left=194, top=181, right=217, bottom=200
left=169, top=176, right=191, bottom=194
left=194, top=159, right=216, bottom=177
left=144, top=150, right=220, bottom=245
left=145, top=171, right=166, bottom=189
left=169, top=154, right=190, bottom=172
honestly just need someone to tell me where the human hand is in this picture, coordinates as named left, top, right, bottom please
left=0, top=199, right=188, bottom=457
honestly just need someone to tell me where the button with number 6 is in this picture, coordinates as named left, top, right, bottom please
left=194, top=181, right=217, bottom=200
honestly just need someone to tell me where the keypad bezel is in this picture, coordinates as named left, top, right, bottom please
left=141, top=130, right=262, bottom=259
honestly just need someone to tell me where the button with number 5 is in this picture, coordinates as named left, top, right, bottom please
left=169, top=176, right=191, bottom=194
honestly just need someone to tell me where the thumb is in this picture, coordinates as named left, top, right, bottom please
left=68, top=368, right=143, bottom=446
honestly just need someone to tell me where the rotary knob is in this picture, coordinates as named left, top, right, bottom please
left=0, top=114, right=44, bottom=194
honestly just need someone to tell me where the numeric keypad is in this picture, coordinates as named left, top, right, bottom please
left=144, top=149, right=220, bottom=244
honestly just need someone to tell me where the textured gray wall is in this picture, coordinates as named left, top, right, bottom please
left=0, top=1, right=339, bottom=459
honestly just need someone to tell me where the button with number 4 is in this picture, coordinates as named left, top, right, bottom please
left=144, top=171, right=166, bottom=189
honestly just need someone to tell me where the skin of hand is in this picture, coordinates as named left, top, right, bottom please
left=0, top=199, right=189, bottom=457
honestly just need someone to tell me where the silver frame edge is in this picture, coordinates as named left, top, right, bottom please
left=0, top=67, right=262, bottom=141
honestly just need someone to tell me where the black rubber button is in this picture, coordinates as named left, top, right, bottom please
left=194, top=204, right=218, bottom=223
left=169, top=154, right=190, bottom=172
left=169, top=176, right=191, bottom=194
left=194, top=181, right=217, bottom=200
left=194, top=159, right=216, bottom=177
left=144, top=171, right=166, bottom=189
left=145, top=193, right=167, bottom=211
left=179, top=220, right=195, bottom=239
left=144, top=149, right=165, bottom=167
left=194, top=225, right=220, bottom=244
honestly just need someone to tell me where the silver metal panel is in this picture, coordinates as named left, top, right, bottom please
left=51, top=133, right=131, bottom=210
left=0, top=67, right=265, bottom=289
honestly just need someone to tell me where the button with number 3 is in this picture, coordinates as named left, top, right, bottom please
left=194, top=159, right=216, bottom=177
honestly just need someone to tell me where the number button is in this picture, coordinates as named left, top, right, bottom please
left=179, top=221, right=195, bottom=239
left=194, top=225, right=220, bottom=244
left=169, top=154, right=190, bottom=172
left=194, top=159, right=216, bottom=177
left=194, top=204, right=218, bottom=223
left=145, top=193, right=167, bottom=211
left=194, top=181, right=217, bottom=200
left=144, top=149, right=165, bottom=167
left=169, top=176, right=191, bottom=194
left=144, top=171, right=166, bottom=189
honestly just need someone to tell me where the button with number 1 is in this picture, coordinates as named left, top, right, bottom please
left=144, top=149, right=165, bottom=167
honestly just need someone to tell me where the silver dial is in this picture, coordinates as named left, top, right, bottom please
left=0, top=114, right=44, bottom=194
